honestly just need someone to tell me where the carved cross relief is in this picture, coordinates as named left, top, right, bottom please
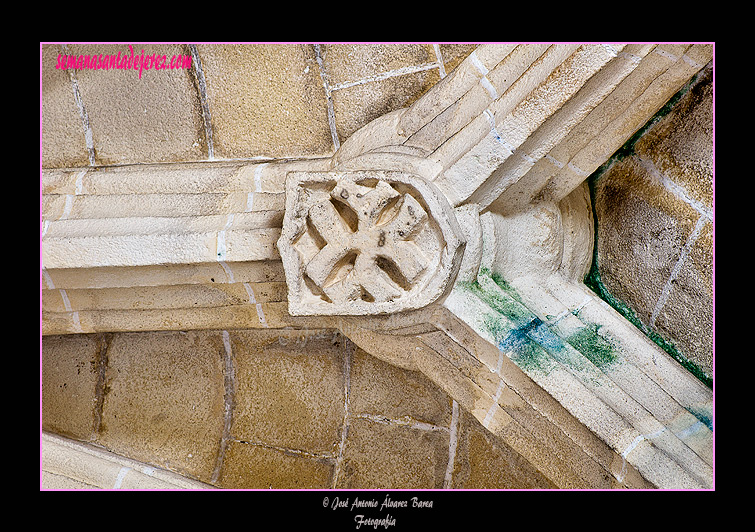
left=278, top=171, right=465, bottom=316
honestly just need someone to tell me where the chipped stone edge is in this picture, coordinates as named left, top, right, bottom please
left=277, top=170, right=466, bottom=316
left=41, top=432, right=213, bottom=490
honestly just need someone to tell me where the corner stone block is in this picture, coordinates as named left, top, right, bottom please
left=42, top=334, right=102, bottom=441
left=41, top=45, right=91, bottom=168
left=337, top=418, right=449, bottom=489
left=196, top=44, right=334, bottom=159
left=349, top=346, right=452, bottom=428
left=451, top=410, right=557, bottom=489
left=68, top=43, right=206, bottom=166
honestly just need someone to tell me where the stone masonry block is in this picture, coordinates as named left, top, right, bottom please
left=349, top=347, right=452, bottom=428
left=41, top=44, right=90, bottom=168
left=593, top=61, right=713, bottom=381
left=67, top=43, right=206, bottom=166
left=323, top=44, right=448, bottom=142
left=653, top=220, right=714, bottom=377
left=196, top=44, right=333, bottom=159
left=634, top=65, right=713, bottom=210
left=337, top=418, right=449, bottom=489
left=332, top=72, right=441, bottom=145
left=229, top=329, right=346, bottom=454
left=42, top=334, right=101, bottom=440
left=217, top=440, right=333, bottom=489
left=97, top=331, right=226, bottom=483
left=322, top=44, right=441, bottom=143
left=593, top=156, right=702, bottom=325
left=321, top=43, right=437, bottom=87
left=437, top=44, right=477, bottom=73
left=450, top=410, right=556, bottom=489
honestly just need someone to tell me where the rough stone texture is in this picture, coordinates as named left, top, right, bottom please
left=451, top=410, right=557, bottom=489
left=594, top=156, right=699, bottom=322
left=349, top=347, right=451, bottom=427
left=658, top=220, right=713, bottom=373
left=337, top=418, right=449, bottom=489
left=322, top=44, right=475, bottom=145
left=40, top=43, right=473, bottom=168
left=592, top=64, right=713, bottom=380
left=218, top=441, right=334, bottom=489
left=229, top=329, right=346, bottom=454
left=634, top=65, right=713, bottom=210
left=41, top=45, right=91, bottom=168
left=336, top=348, right=450, bottom=490
left=96, top=331, right=226, bottom=483
left=322, top=44, right=438, bottom=87
left=64, top=43, right=206, bottom=166
left=438, top=44, right=478, bottom=73
left=41, top=44, right=714, bottom=490
left=332, top=73, right=440, bottom=143
left=196, top=44, right=334, bottom=160
left=41, top=334, right=101, bottom=441
left=41, top=329, right=553, bottom=489
left=42, top=432, right=211, bottom=489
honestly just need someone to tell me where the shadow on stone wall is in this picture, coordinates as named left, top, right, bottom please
left=585, top=64, right=713, bottom=388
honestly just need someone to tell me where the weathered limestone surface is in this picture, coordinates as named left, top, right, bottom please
left=195, top=44, right=334, bottom=160
left=42, top=432, right=212, bottom=489
left=43, top=329, right=573, bottom=489
left=41, top=43, right=714, bottom=490
left=591, top=64, right=714, bottom=381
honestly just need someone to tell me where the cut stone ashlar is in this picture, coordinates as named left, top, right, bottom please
left=278, top=170, right=466, bottom=316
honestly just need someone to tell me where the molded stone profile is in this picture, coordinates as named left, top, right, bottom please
left=277, top=170, right=465, bottom=316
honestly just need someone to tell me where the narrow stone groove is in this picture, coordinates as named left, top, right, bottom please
left=313, top=44, right=340, bottom=152
left=649, top=214, right=708, bottom=328
left=355, top=413, right=449, bottom=433
left=329, top=62, right=441, bottom=91
left=443, top=400, right=459, bottom=489
left=331, top=336, right=353, bottom=488
left=232, top=439, right=337, bottom=461
left=211, top=330, right=236, bottom=484
left=61, top=44, right=96, bottom=166
left=433, top=44, right=447, bottom=79
left=92, top=332, right=112, bottom=438
left=188, top=44, right=215, bottom=161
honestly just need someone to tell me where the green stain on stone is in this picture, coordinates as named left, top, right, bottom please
left=461, top=263, right=711, bottom=395
left=582, top=71, right=713, bottom=390
left=460, top=273, right=555, bottom=377
left=508, top=333, right=555, bottom=376
left=477, top=308, right=512, bottom=344
left=463, top=270, right=612, bottom=379
left=584, top=169, right=713, bottom=390
left=473, top=268, right=535, bottom=327
left=479, top=312, right=556, bottom=376
left=565, top=324, right=618, bottom=370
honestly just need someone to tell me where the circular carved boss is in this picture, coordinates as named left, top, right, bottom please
left=277, top=170, right=465, bottom=316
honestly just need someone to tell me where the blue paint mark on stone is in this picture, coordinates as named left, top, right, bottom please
left=462, top=268, right=624, bottom=382
left=687, top=405, right=713, bottom=432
